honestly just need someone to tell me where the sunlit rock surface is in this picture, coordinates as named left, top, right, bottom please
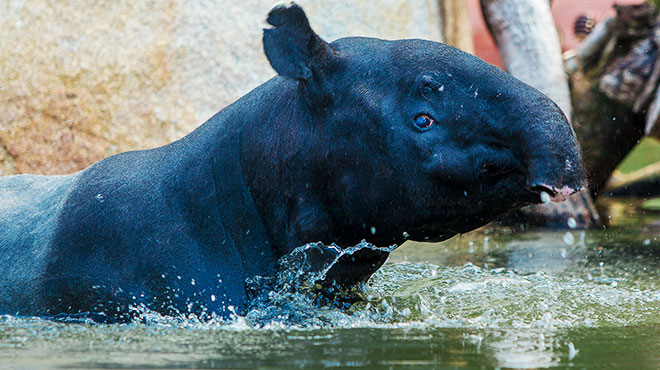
left=0, top=0, right=442, bottom=175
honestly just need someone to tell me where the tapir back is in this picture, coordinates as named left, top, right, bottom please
left=0, top=174, right=76, bottom=311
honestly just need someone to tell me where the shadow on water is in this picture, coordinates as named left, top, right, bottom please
left=1, top=197, right=659, bottom=368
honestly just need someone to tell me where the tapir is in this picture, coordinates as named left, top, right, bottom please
left=0, top=3, right=585, bottom=321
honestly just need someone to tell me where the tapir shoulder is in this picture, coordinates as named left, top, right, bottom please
left=0, top=173, right=78, bottom=243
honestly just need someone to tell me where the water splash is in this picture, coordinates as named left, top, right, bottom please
left=2, top=199, right=659, bottom=368
left=243, top=241, right=394, bottom=328
left=105, top=228, right=660, bottom=331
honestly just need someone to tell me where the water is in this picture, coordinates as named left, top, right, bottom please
left=1, top=198, right=659, bottom=369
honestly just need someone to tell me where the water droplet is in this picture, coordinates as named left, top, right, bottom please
left=567, top=217, right=577, bottom=229
left=191, top=279, right=196, bottom=286
left=568, top=342, right=579, bottom=360
left=540, top=191, right=551, bottom=204
left=211, top=294, right=216, bottom=302
left=402, top=231, right=410, bottom=239
left=370, top=226, right=376, bottom=235
left=643, top=239, right=651, bottom=246
left=563, top=232, right=574, bottom=245
left=381, top=299, right=389, bottom=309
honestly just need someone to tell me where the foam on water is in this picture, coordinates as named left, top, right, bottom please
left=2, top=201, right=660, bottom=333
left=101, top=230, right=660, bottom=331
left=1, top=207, right=660, bottom=368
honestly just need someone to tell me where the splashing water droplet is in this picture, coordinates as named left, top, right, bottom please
left=568, top=342, right=579, bottom=360
left=540, top=191, right=551, bottom=204
left=381, top=299, right=389, bottom=309
left=567, top=217, right=577, bottom=229
left=563, top=232, right=575, bottom=245
left=370, top=226, right=376, bottom=235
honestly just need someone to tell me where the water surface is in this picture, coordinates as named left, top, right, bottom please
left=1, top=198, right=659, bottom=368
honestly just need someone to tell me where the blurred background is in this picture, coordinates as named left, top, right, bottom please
left=1, top=0, right=659, bottom=226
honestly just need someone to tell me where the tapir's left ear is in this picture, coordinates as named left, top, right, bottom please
left=263, top=3, right=334, bottom=80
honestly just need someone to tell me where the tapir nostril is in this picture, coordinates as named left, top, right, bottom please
left=528, top=183, right=581, bottom=203
left=529, top=184, right=557, bottom=197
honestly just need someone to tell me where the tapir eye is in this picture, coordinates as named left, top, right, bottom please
left=413, top=114, right=435, bottom=131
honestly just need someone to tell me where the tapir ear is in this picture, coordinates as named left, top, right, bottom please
left=263, top=3, right=333, bottom=80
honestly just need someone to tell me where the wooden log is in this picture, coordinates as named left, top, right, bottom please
left=481, top=0, right=572, bottom=118
left=569, top=4, right=658, bottom=193
left=607, top=161, right=660, bottom=190
left=574, top=16, right=618, bottom=71
left=599, top=27, right=660, bottom=108
left=570, top=69, right=647, bottom=195
left=439, top=0, right=474, bottom=53
left=646, top=87, right=660, bottom=135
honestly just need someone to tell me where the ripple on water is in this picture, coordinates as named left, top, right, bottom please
left=2, top=228, right=659, bottom=333
left=1, top=222, right=660, bottom=368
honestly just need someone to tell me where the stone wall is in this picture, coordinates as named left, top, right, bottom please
left=0, top=0, right=443, bottom=175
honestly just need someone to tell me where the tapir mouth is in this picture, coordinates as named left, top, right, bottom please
left=528, top=184, right=582, bottom=203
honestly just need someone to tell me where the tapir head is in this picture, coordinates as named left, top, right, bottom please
left=261, top=4, right=586, bottom=247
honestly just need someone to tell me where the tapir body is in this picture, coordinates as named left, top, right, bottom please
left=0, top=4, right=585, bottom=321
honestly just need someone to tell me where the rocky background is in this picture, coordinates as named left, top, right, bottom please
left=0, top=0, right=444, bottom=175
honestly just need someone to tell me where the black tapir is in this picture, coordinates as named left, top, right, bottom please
left=0, top=3, right=585, bottom=321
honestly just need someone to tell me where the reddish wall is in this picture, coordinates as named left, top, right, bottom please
left=468, top=0, right=646, bottom=68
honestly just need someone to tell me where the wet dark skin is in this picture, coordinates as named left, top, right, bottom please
left=0, top=3, right=585, bottom=322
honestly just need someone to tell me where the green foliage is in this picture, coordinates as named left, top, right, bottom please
left=616, top=137, right=660, bottom=174
left=650, top=0, right=660, bottom=13
left=642, top=197, right=660, bottom=211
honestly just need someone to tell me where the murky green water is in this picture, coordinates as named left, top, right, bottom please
left=1, top=198, right=659, bottom=369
